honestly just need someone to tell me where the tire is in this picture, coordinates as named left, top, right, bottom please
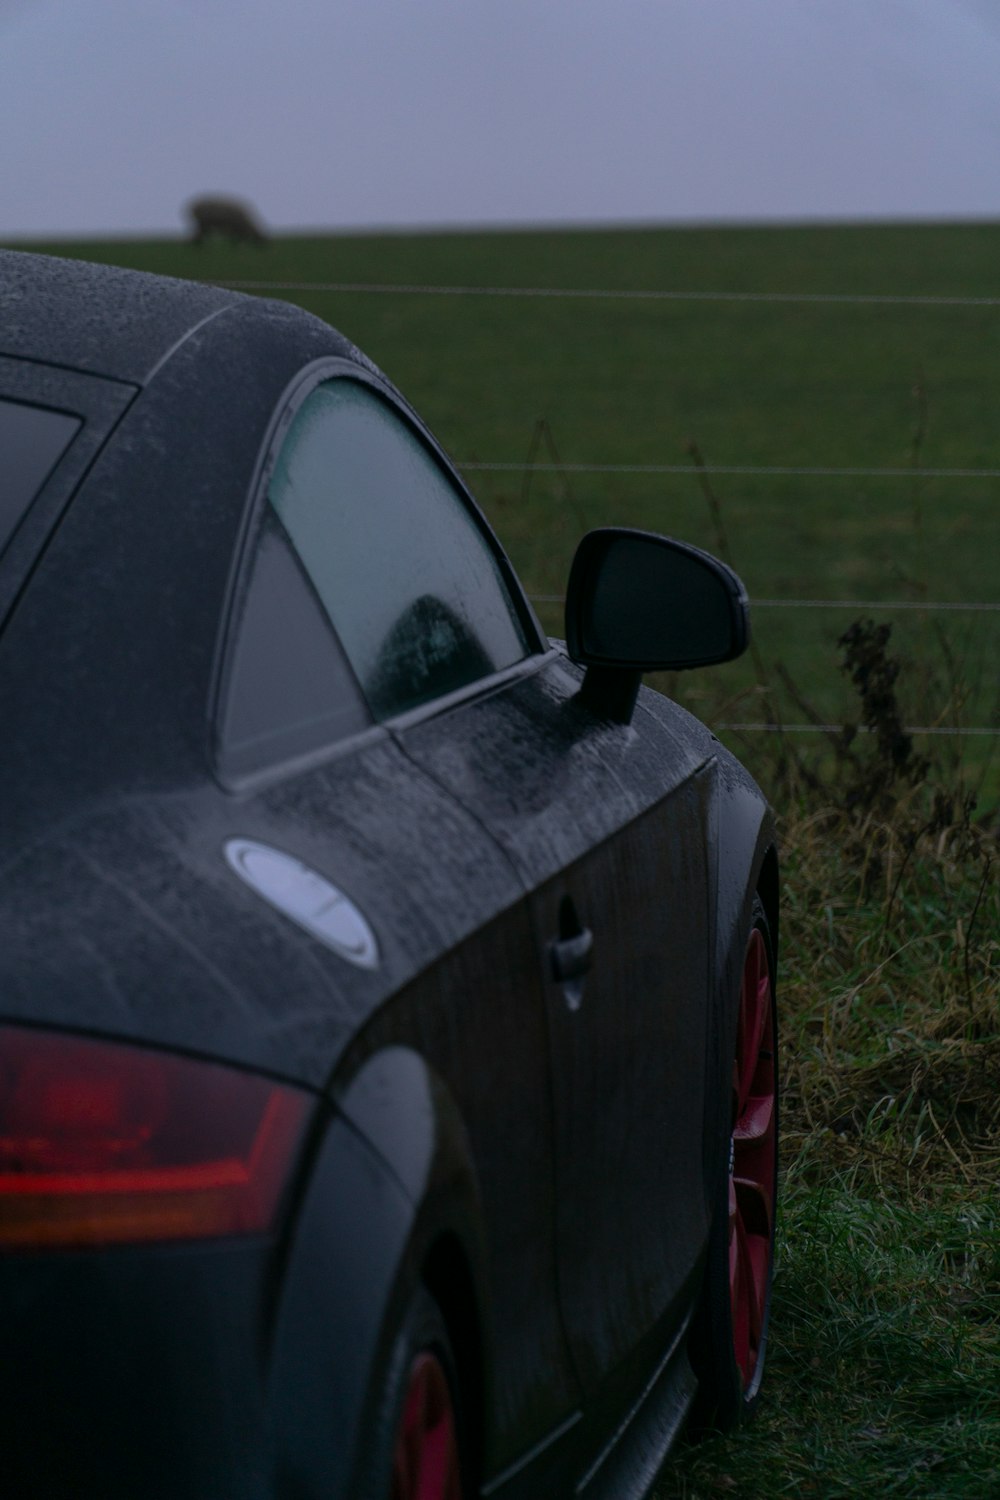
left=689, top=895, right=778, bottom=1431
left=355, top=1285, right=468, bottom=1500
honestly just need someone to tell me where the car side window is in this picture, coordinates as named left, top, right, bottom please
left=219, top=510, right=372, bottom=780
left=269, top=379, right=533, bottom=719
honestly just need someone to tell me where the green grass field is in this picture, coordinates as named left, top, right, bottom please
left=18, top=222, right=998, bottom=809
left=11, top=223, right=1000, bottom=1496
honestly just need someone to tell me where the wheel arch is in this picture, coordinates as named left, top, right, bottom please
left=755, top=841, right=780, bottom=971
left=703, top=755, right=779, bottom=1202
left=337, top=1045, right=491, bottom=1491
left=711, top=756, right=778, bottom=1021
left=268, top=1044, right=491, bottom=1498
left=688, top=757, right=780, bottom=1428
left=423, top=1229, right=487, bottom=1488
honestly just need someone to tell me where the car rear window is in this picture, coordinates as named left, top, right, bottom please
left=1, top=398, right=82, bottom=558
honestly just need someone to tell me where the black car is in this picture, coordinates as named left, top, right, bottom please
left=0, top=249, right=778, bottom=1500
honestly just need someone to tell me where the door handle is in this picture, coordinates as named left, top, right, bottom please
left=550, top=927, right=593, bottom=984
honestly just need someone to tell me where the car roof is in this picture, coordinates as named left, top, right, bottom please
left=0, top=248, right=243, bottom=385
left=0, top=251, right=397, bottom=819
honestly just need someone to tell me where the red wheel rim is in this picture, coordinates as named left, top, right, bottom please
left=391, top=1351, right=463, bottom=1500
left=729, top=926, right=776, bottom=1392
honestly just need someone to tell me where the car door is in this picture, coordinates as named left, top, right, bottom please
left=396, top=648, right=718, bottom=1404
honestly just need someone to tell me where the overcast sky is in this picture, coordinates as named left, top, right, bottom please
left=3, top=0, right=1000, bottom=238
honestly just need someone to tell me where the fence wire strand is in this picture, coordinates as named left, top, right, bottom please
left=218, top=279, right=1000, bottom=310
left=528, top=595, right=1000, bottom=611
left=216, top=272, right=998, bottom=742
left=716, top=723, right=997, bottom=737
left=461, top=460, right=1000, bottom=479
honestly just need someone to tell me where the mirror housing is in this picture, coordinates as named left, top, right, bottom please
left=565, top=528, right=750, bottom=723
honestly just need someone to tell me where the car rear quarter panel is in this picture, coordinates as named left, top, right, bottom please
left=326, top=920, right=583, bottom=1482
left=1, top=1234, right=276, bottom=1498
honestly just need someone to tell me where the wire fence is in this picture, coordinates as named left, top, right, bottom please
left=219, top=278, right=1000, bottom=310
left=218, top=274, right=999, bottom=744
left=462, top=460, right=1000, bottom=479
left=717, top=723, right=999, bottom=737
left=219, top=273, right=1000, bottom=479
left=527, top=595, right=1000, bottom=611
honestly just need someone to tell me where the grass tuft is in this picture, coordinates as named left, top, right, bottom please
left=663, top=618, right=1000, bottom=1497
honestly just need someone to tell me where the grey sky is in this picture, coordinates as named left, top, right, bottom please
left=3, top=0, right=999, bottom=237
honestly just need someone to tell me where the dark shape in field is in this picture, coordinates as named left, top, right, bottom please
left=186, top=193, right=268, bottom=245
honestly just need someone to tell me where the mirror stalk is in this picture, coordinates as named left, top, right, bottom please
left=579, top=665, right=641, bottom=725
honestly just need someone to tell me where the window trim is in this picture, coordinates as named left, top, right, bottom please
left=0, top=357, right=137, bottom=633
left=214, top=507, right=376, bottom=788
left=212, top=355, right=547, bottom=787
left=276, top=358, right=544, bottom=653
left=382, top=643, right=561, bottom=733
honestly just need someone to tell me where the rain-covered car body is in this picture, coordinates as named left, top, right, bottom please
left=0, top=250, right=778, bottom=1499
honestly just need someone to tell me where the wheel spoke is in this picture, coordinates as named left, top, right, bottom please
left=735, top=931, right=770, bottom=1118
left=734, top=1091, right=774, bottom=1146
left=727, top=918, right=778, bottom=1395
left=392, top=1353, right=463, bottom=1500
left=729, top=1206, right=752, bottom=1384
left=738, top=1193, right=769, bottom=1330
left=734, top=1173, right=773, bottom=1240
left=729, top=1191, right=771, bottom=1386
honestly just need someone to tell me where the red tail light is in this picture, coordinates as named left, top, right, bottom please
left=0, top=1026, right=311, bottom=1249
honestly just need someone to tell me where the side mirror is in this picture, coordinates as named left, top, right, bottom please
left=565, top=528, right=750, bottom=723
